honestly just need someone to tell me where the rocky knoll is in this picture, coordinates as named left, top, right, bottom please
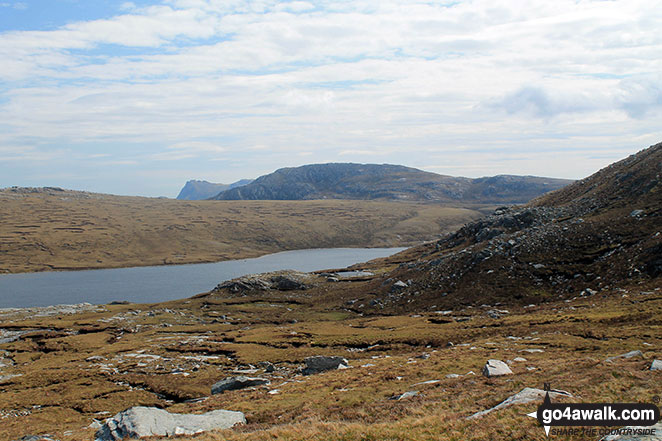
left=361, top=142, right=661, bottom=310
left=212, top=163, right=572, bottom=203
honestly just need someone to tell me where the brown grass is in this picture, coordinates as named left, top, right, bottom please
left=0, top=280, right=659, bottom=440
left=0, top=188, right=489, bottom=274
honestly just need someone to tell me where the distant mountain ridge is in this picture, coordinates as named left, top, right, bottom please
left=176, top=179, right=252, bottom=200
left=211, top=163, right=573, bottom=203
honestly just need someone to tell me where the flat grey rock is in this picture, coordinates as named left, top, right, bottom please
left=303, top=356, right=349, bottom=375
left=390, top=391, right=418, bottom=400
left=211, top=376, right=270, bottom=394
left=468, top=387, right=573, bottom=419
left=650, top=360, right=661, bottom=370
left=605, top=350, right=644, bottom=363
left=95, top=406, right=245, bottom=440
left=482, top=359, right=513, bottom=377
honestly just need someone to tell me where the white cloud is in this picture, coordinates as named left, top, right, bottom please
left=0, top=0, right=661, bottom=195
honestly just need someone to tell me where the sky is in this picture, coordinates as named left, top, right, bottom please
left=0, top=0, right=661, bottom=197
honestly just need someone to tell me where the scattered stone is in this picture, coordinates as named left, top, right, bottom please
left=415, top=353, right=430, bottom=360
left=605, top=350, right=644, bottom=363
left=446, top=374, right=461, bottom=379
left=414, top=380, right=440, bottom=385
left=95, top=406, right=245, bottom=440
left=630, top=209, right=644, bottom=218
left=258, top=361, right=276, bottom=373
left=390, top=391, right=418, bottom=400
left=482, top=359, right=513, bottom=377
left=513, top=357, right=527, bottom=362
left=391, top=280, right=408, bottom=292
left=650, top=360, right=661, bottom=371
left=520, top=348, right=544, bottom=353
left=468, top=387, right=573, bottom=419
left=302, top=356, right=349, bottom=375
left=211, top=376, right=270, bottom=394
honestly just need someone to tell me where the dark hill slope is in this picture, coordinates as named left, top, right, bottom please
left=212, top=163, right=572, bottom=204
left=358, top=143, right=661, bottom=311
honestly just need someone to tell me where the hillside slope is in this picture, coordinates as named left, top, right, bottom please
left=352, top=142, right=661, bottom=311
left=0, top=189, right=488, bottom=273
left=212, top=163, right=572, bottom=203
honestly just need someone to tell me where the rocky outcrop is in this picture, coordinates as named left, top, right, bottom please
left=95, top=406, right=245, bottom=440
left=214, top=272, right=312, bottom=294
left=482, top=359, right=513, bottom=377
left=303, top=356, right=349, bottom=375
left=359, top=143, right=662, bottom=312
left=468, top=388, right=573, bottom=419
left=211, top=376, right=270, bottom=394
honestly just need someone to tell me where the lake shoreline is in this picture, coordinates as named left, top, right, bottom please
left=0, top=247, right=407, bottom=308
left=0, top=243, right=419, bottom=276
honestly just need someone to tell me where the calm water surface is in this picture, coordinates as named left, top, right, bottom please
left=0, top=248, right=405, bottom=308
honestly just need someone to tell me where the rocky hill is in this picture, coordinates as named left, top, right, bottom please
left=211, top=163, right=572, bottom=203
left=176, top=179, right=252, bottom=200
left=358, top=142, right=661, bottom=311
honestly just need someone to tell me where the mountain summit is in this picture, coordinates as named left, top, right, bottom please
left=211, top=163, right=572, bottom=203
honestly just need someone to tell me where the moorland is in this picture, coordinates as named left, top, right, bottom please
left=0, top=143, right=660, bottom=441
left=0, top=190, right=488, bottom=274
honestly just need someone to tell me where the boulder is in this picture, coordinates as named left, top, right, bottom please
left=650, top=360, right=662, bottom=371
left=95, top=406, right=245, bottom=440
left=303, top=356, right=349, bottom=375
left=390, top=391, right=418, bottom=400
left=605, top=350, right=644, bottom=363
left=211, top=376, right=270, bottom=394
left=468, top=387, right=573, bottom=419
left=482, top=359, right=513, bottom=377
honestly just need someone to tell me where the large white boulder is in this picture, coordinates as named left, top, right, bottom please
left=482, top=359, right=513, bottom=377
left=95, top=406, right=245, bottom=440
